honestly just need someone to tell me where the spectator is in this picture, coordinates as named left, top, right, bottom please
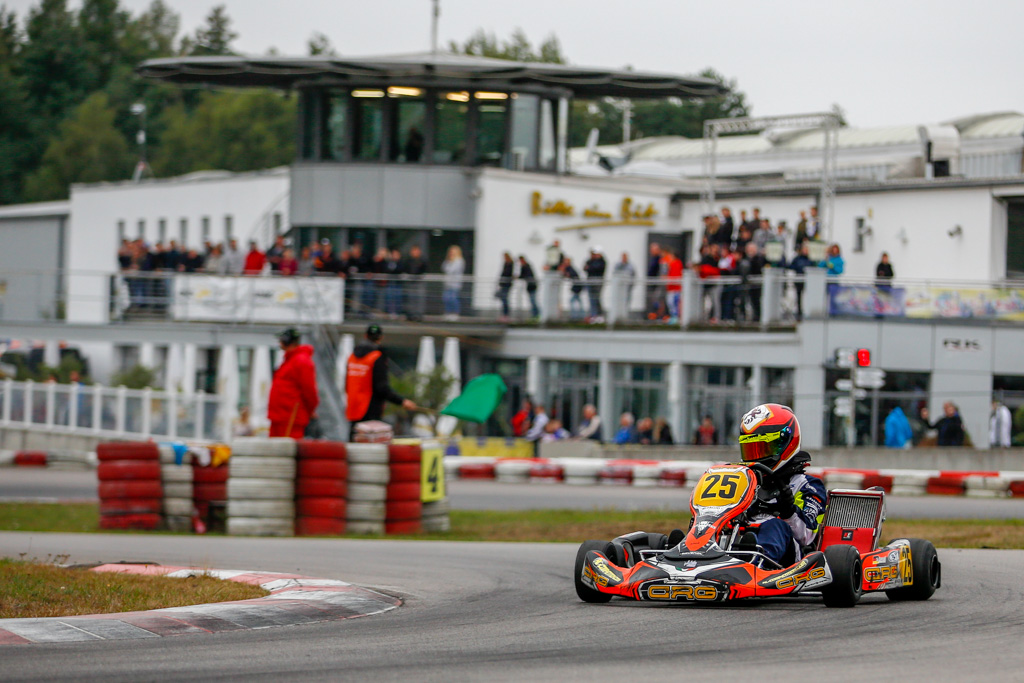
left=636, top=417, right=654, bottom=444
left=442, top=245, right=465, bottom=320
left=233, top=405, right=255, bottom=437
left=404, top=245, right=428, bottom=321
left=719, top=207, right=735, bottom=246
left=884, top=406, right=913, bottom=448
left=743, top=207, right=761, bottom=235
left=279, top=248, right=299, bottom=276
left=808, top=206, right=821, bottom=240
left=613, top=251, right=636, bottom=314
left=734, top=225, right=752, bottom=255
left=698, top=243, right=722, bottom=322
left=653, top=417, right=674, bottom=445
left=693, top=414, right=718, bottom=445
left=612, top=412, right=638, bottom=444
left=583, top=246, right=607, bottom=321
left=541, top=419, right=570, bottom=442
left=511, top=398, right=534, bottom=437
left=544, top=239, right=564, bottom=271
left=575, top=404, right=602, bottom=441
left=384, top=248, right=405, bottom=317
left=719, top=245, right=741, bottom=321
left=788, top=244, right=815, bottom=321
left=738, top=242, right=766, bottom=322
left=646, top=242, right=665, bottom=319
left=117, top=239, right=133, bottom=270
left=164, top=240, right=182, bottom=272
left=664, top=247, right=683, bottom=322
left=243, top=240, right=266, bottom=274
left=347, top=242, right=371, bottom=316
left=266, top=235, right=287, bottom=271
left=369, top=247, right=390, bottom=312
left=203, top=244, right=223, bottom=274
left=990, top=400, right=1013, bottom=448
left=824, top=243, right=844, bottom=276
left=223, top=238, right=244, bottom=275
left=518, top=255, right=540, bottom=318
left=766, top=222, right=789, bottom=267
left=525, top=404, right=550, bottom=441
left=920, top=402, right=965, bottom=447
left=794, top=210, right=809, bottom=250
left=344, top=323, right=417, bottom=440
left=298, top=246, right=316, bottom=276
left=560, top=256, right=584, bottom=320
left=267, top=328, right=319, bottom=438
left=875, top=252, right=894, bottom=290
left=495, top=251, right=514, bottom=320
left=753, top=218, right=772, bottom=252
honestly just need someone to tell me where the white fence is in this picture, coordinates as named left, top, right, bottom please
left=0, top=379, right=230, bottom=443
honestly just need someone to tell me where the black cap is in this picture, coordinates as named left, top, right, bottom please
left=366, top=323, right=382, bottom=341
left=278, top=327, right=300, bottom=345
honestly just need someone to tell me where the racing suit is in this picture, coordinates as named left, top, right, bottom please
left=749, top=458, right=827, bottom=565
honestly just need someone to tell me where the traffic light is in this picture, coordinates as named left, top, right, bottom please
left=856, top=348, right=871, bottom=367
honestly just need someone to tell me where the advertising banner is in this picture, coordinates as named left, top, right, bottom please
left=827, top=284, right=905, bottom=317
left=829, top=283, right=1024, bottom=321
left=172, top=275, right=343, bottom=324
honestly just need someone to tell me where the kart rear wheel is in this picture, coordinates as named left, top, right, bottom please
left=885, top=538, right=940, bottom=601
left=822, top=544, right=863, bottom=608
left=575, top=540, right=615, bottom=603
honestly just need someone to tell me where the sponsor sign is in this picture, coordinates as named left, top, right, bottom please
left=172, top=275, right=343, bottom=324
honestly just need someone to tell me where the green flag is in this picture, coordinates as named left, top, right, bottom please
left=439, top=374, right=507, bottom=423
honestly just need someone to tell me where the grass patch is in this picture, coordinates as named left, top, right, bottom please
left=0, top=558, right=268, bottom=618
left=2, top=503, right=1023, bottom=549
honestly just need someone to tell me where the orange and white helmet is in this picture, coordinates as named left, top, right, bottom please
left=738, top=403, right=802, bottom=473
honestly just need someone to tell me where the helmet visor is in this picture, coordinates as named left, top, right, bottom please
left=738, top=428, right=788, bottom=463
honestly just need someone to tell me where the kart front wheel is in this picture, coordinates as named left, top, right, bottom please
left=885, top=538, right=940, bottom=601
left=575, top=540, right=614, bottom=603
left=822, top=544, right=863, bottom=608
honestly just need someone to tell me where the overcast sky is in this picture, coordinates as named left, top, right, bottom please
left=8, top=0, right=1024, bottom=128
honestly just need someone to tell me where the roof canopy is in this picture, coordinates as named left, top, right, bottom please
left=137, top=51, right=728, bottom=100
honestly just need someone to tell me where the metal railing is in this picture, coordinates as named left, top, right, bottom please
left=0, top=378, right=229, bottom=443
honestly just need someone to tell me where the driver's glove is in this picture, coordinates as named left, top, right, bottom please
left=773, top=486, right=796, bottom=518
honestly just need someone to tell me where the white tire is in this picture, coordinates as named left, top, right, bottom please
left=565, top=475, right=599, bottom=486
left=347, top=501, right=385, bottom=521
left=422, top=516, right=451, bottom=533
left=345, top=443, right=389, bottom=464
left=347, top=483, right=387, bottom=502
left=349, top=463, right=389, bottom=485
left=561, top=459, right=606, bottom=478
left=163, top=498, right=194, bottom=516
left=228, top=500, right=295, bottom=518
left=228, top=455, right=296, bottom=480
left=161, top=465, right=193, bottom=483
left=158, top=445, right=179, bottom=464
left=227, top=516, right=294, bottom=537
left=422, top=499, right=450, bottom=516
left=346, top=520, right=385, bottom=535
left=163, top=483, right=193, bottom=499
left=890, top=485, right=926, bottom=496
left=495, top=460, right=532, bottom=477
left=230, top=438, right=297, bottom=458
left=165, top=515, right=192, bottom=532
left=227, top=478, right=294, bottom=500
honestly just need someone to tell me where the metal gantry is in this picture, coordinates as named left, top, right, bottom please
left=701, top=111, right=842, bottom=241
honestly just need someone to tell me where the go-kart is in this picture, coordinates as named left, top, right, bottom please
left=575, top=463, right=941, bottom=607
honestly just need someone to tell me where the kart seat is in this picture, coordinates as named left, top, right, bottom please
left=662, top=547, right=728, bottom=562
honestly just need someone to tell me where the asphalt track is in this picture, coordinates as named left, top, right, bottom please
left=5, top=469, right=1024, bottom=519
left=1, top=532, right=1023, bottom=681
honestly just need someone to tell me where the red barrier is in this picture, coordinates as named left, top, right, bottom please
left=13, top=451, right=47, bottom=467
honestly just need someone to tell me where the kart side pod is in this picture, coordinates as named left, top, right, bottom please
left=818, top=488, right=885, bottom=554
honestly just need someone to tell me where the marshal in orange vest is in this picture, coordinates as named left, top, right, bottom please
left=345, top=350, right=381, bottom=421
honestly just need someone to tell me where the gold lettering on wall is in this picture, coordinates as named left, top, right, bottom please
left=529, top=191, right=659, bottom=232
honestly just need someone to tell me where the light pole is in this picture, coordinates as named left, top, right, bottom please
left=130, top=102, right=152, bottom=182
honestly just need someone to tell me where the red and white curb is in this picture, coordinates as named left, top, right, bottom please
left=0, top=564, right=400, bottom=645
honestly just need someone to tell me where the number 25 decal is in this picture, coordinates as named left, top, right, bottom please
left=701, top=473, right=741, bottom=499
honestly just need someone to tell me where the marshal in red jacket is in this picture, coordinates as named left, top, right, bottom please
left=267, top=345, right=319, bottom=427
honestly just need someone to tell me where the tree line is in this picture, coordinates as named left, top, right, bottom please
left=0, top=1, right=750, bottom=206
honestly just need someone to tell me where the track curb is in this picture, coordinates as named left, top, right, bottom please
left=0, top=564, right=401, bottom=645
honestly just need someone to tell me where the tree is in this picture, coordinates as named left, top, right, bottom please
left=307, top=31, right=335, bottom=57
left=24, top=92, right=134, bottom=200
left=185, top=4, right=236, bottom=56
left=79, top=0, right=128, bottom=85
left=449, top=27, right=565, bottom=63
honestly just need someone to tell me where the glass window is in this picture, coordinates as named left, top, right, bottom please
left=201, top=216, right=210, bottom=243
left=352, top=92, right=385, bottom=161
left=435, top=92, right=469, bottom=163
left=324, top=91, right=349, bottom=161
left=117, top=220, right=125, bottom=242
left=539, top=99, right=557, bottom=170
left=612, top=363, right=668, bottom=426
left=137, top=219, right=145, bottom=238
left=475, top=92, right=507, bottom=166
left=158, top=219, right=167, bottom=243
left=392, top=96, right=426, bottom=162
left=179, top=218, right=187, bottom=245
left=510, top=94, right=539, bottom=170
left=224, top=215, right=233, bottom=240
left=301, top=91, right=318, bottom=160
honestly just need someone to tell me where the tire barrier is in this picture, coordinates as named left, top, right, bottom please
left=96, top=441, right=163, bottom=531
left=158, top=444, right=194, bottom=532
left=13, top=451, right=47, bottom=467
left=193, top=461, right=229, bottom=533
left=346, top=443, right=388, bottom=534
left=227, top=438, right=296, bottom=537
left=295, top=440, right=348, bottom=537
left=422, top=498, right=451, bottom=532
left=386, top=443, right=422, bottom=534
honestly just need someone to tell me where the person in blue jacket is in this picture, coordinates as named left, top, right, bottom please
left=884, top=406, right=913, bottom=448
left=823, top=243, right=845, bottom=275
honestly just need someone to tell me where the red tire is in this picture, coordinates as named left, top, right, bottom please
left=389, top=463, right=420, bottom=483
left=14, top=451, right=47, bottom=467
left=388, top=444, right=421, bottom=464
left=98, top=480, right=163, bottom=500
left=297, top=459, right=348, bottom=480
left=295, top=478, right=348, bottom=498
left=386, top=482, right=421, bottom=501
left=295, top=517, right=346, bottom=536
left=193, top=465, right=229, bottom=484
left=385, top=500, right=421, bottom=520
left=100, top=498, right=162, bottom=515
left=296, top=441, right=347, bottom=460
left=459, top=462, right=495, bottom=479
left=97, top=461, right=162, bottom=481
left=97, top=442, right=159, bottom=462
left=99, top=513, right=162, bottom=530
left=385, top=519, right=422, bottom=534
left=926, top=476, right=965, bottom=496
left=296, top=498, right=346, bottom=518
left=861, top=474, right=893, bottom=492
left=193, top=483, right=227, bottom=502
left=659, top=470, right=687, bottom=487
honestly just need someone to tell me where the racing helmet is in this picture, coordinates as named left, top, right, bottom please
left=738, top=403, right=801, bottom=473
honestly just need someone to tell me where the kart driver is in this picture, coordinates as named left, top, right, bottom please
left=736, top=403, right=827, bottom=566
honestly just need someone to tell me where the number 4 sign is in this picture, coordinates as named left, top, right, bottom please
left=420, top=445, right=446, bottom=503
